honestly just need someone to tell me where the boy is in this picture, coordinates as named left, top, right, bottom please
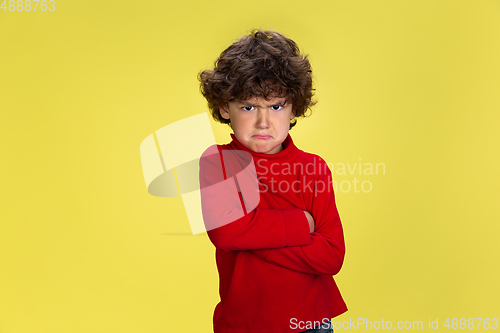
left=198, top=29, right=347, bottom=333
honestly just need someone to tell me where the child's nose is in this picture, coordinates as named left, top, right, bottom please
left=256, top=109, right=270, bottom=129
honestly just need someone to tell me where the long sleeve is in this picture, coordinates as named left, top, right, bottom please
left=199, top=145, right=311, bottom=251
left=250, top=160, right=345, bottom=275
left=200, top=137, right=349, bottom=331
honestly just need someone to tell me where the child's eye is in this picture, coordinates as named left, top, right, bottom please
left=242, top=106, right=254, bottom=111
left=272, top=105, right=284, bottom=111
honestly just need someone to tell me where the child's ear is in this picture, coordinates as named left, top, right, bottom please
left=290, top=108, right=296, bottom=120
left=219, top=104, right=230, bottom=120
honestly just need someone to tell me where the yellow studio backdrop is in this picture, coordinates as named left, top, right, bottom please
left=1, top=0, right=499, bottom=332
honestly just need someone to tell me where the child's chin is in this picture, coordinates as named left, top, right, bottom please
left=256, top=144, right=282, bottom=154
left=251, top=145, right=271, bottom=154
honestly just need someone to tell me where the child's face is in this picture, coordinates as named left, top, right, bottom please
left=219, top=95, right=295, bottom=154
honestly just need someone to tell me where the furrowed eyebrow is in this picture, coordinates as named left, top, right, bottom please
left=238, top=99, right=287, bottom=106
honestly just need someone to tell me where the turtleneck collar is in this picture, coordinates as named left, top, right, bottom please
left=228, top=133, right=299, bottom=161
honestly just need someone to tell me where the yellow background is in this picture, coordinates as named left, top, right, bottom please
left=1, top=0, right=499, bottom=332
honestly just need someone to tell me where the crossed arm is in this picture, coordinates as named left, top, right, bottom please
left=199, top=148, right=345, bottom=276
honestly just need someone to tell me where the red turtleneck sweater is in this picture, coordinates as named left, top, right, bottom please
left=199, top=133, right=347, bottom=333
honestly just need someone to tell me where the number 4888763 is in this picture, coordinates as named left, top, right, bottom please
left=1, top=0, right=56, bottom=11
left=443, top=318, right=498, bottom=330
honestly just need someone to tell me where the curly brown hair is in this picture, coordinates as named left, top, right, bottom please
left=197, top=29, right=317, bottom=130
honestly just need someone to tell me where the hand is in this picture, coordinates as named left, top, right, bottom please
left=303, top=210, right=315, bottom=233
